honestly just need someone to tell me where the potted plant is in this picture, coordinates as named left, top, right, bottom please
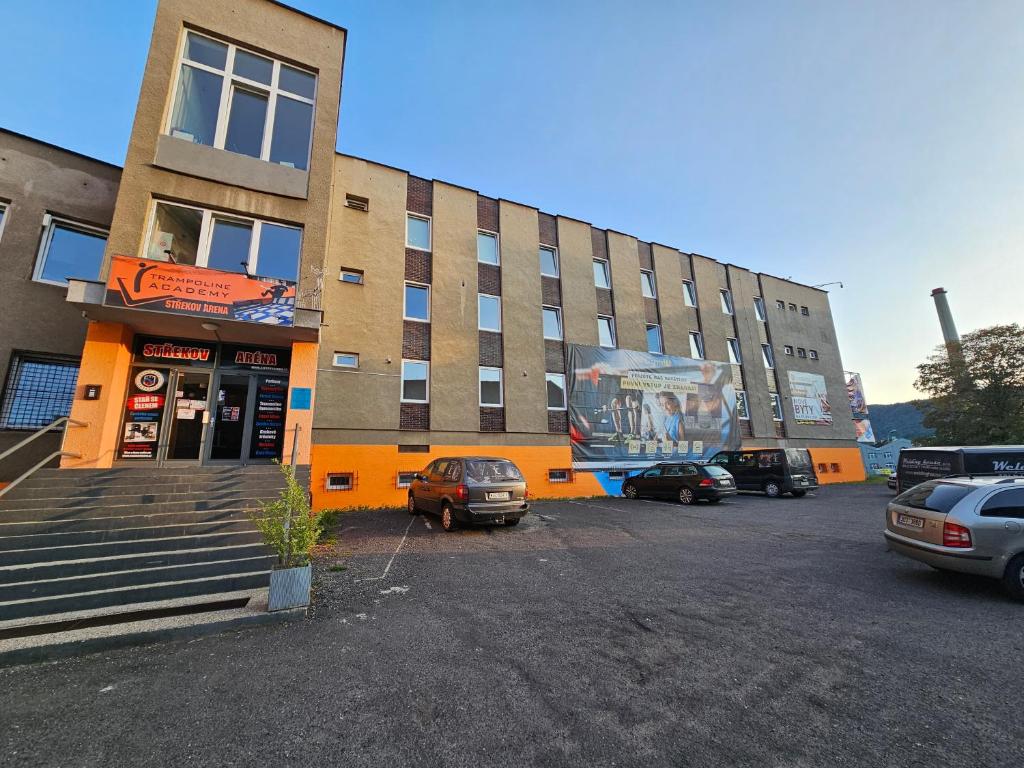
left=248, top=463, right=323, bottom=611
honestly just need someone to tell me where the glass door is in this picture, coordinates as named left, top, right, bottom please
left=209, top=373, right=255, bottom=462
left=165, top=370, right=211, bottom=461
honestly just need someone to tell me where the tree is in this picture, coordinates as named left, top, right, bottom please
left=914, top=324, right=1024, bottom=445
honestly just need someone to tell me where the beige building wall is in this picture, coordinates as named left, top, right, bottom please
left=651, top=244, right=688, bottom=357
left=691, top=254, right=731, bottom=364
left=607, top=231, right=646, bottom=352
left=557, top=217, right=599, bottom=345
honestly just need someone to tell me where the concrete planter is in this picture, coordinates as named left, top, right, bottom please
left=268, top=564, right=311, bottom=612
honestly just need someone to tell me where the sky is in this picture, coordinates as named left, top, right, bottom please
left=2, top=0, right=1023, bottom=404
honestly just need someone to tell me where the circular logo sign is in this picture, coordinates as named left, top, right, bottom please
left=135, top=369, right=166, bottom=393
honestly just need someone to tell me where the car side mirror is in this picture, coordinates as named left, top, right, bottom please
left=415, top=473, right=427, bottom=482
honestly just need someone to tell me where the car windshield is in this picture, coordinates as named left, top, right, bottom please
left=466, top=460, right=523, bottom=483
left=703, top=465, right=730, bottom=477
left=894, top=480, right=973, bottom=514
left=785, top=449, right=813, bottom=470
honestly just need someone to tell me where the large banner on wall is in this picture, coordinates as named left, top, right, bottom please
left=567, top=344, right=740, bottom=469
left=845, top=371, right=870, bottom=419
left=105, top=255, right=296, bottom=326
left=787, top=371, right=833, bottom=426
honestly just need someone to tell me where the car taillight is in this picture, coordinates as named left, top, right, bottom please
left=942, top=521, right=972, bottom=548
left=699, top=478, right=713, bottom=487
left=456, top=484, right=469, bottom=502
left=524, top=488, right=529, bottom=499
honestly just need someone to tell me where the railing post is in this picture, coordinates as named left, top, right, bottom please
left=282, top=423, right=300, bottom=567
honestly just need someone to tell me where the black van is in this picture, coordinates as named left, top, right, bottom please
left=896, top=446, right=1024, bottom=494
left=708, top=449, right=819, bottom=497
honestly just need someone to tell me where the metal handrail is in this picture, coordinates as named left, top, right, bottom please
left=0, top=416, right=86, bottom=499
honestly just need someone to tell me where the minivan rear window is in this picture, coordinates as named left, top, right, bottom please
left=894, top=481, right=973, bottom=514
left=466, top=460, right=523, bottom=483
left=785, top=449, right=812, bottom=470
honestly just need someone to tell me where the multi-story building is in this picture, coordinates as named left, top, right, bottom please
left=0, top=0, right=864, bottom=508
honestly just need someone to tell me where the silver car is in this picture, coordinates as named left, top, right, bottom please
left=884, top=476, right=1024, bottom=600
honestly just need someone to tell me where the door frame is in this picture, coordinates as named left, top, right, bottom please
left=204, top=370, right=259, bottom=466
left=156, top=367, right=214, bottom=466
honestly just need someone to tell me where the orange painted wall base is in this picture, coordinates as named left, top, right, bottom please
left=807, top=446, right=866, bottom=484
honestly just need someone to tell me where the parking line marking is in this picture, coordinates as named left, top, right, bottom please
left=356, top=516, right=417, bottom=583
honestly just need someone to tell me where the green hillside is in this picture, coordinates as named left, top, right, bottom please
left=866, top=401, right=934, bottom=441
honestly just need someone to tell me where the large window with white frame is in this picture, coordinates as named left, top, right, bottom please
left=479, top=367, right=503, bottom=406
left=477, top=231, right=499, bottom=265
left=478, top=294, right=502, bottom=332
left=727, top=337, right=742, bottom=364
left=542, top=306, right=563, bottom=340
left=539, top=246, right=559, bottom=277
left=720, top=289, right=734, bottom=315
left=593, top=259, right=611, bottom=289
left=753, top=296, right=766, bottom=322
left=640, top=269, right=657, bottom=298
left=401, top=360, right=429, bottom=403
left=545, top=373, right=567, bottom=410
left=597, top=315, right=616, bottom=348
left=689, top=331, right=705, bottom=360
left=403, top=282, right=430, bottom=322
left=646, top=324, right=663, bottom=354
left=406, top=214, right=430, bottom=250
left=770, top=393, right=783, bottom=421
left=736, top=390, right=750, bottom=420
left=144, top=201, right=300, bottom=281
left=761, top=343, right=776, bottom=369
left=34, top=215, right=108, bottom=286
left=682, top=279, right=697, bottom=307
left=167, top=31, right=317, bottom=170
left=0, top=202, right=8, bottom=244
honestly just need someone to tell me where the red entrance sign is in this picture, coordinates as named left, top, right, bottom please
left=126, top=394, right=165, bottom=411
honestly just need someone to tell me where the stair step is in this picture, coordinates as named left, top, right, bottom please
left=0, top=531, right=264, bottom=566
left=0, top=521, right=258, bottom=551
left=1, top=479, right=291, bottom=502
left=0, top=496, right=270, bottom=521
left=0, top=509, right=260, bottom=536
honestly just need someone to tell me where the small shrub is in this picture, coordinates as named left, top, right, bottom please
left=247, top=463, right=325, bottom=569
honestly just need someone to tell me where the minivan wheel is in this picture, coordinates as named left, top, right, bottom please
left=678, top=487, right=695, bottom=505
left=441, top=504, right=458, bottom=532
left=1001, top=554, right=1024, bottom=602
left=764, top=481, right=781, bottom=498
left=622, top=483, right=638, bottom=499
left=407, top=494, right=418, bottom=515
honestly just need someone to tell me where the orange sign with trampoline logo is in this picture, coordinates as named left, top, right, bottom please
left=105, top=255, right=296, bottom=326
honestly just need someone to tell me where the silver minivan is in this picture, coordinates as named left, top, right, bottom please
left=883, top=477, right=1024, bottom=600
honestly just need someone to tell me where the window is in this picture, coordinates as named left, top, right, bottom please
left=800, top=306, right=810, bottom=316
left=545, top=373, right=567, bottom=410
left=397, top=471, right=417, bottom=489
left=788, top=303, right=797, bottom=312
left=548, top=469, right=572, bottom=483
left=775, top=300, right=785, bottom=310
left=682, top=280, right=697, bottom=307
left=689, top=331, right=705, bottom=360
left=727, top=338, right=742, bottom=364
left=339, top=268, right=364, bottom=284
left=646, top=324, right=663, bottom=354
left=784, top=345, right=794, bottom=356
left=479, top=367, right=503, bottom=406
left=720, top=289, right=734, bottom=315
left=34, top=216, right=107, bottom=285
left=640, top=270, right=657, bottom=298
left=345, top=194, right=369, bottom=212
left=607, top=470, right=628, bottom=481
left=762, top=344, right=776, bottom=369
left=478, top=294, right=502, bottom=332
left=593, top=259, right=610, bottom=289
left=398, top=444, right=430, bottom=453
left=401, top=360, right=429, bottom=402
left=145, top=201, right=300, bottom=281
left=168, top=32, right=316, bottom=170
left=325, top=473, right=354, bottom=491
left=797, top=348, right=807, bottom=358
left=0, top=202, right=7, bottom=244
left=332, top=352, right=358, bottom=368
left=736, top=391, right=750, bottom=420
left=770, top=393, right=783, bottom=421
left=0, top=353, right=80, bottom=430
left=406, top=214, right=430, bottom=250
left=597, top=315, right=616, bottom=348
left=809, top=350, right=819, bottom=360
left=539, top=246, right=559, bottom=277
left=753, top=297, right=766, bottom=322
left=477, top=231, right=499, bottom=265
left=404, top=283, right=430, bottom=322
left=542, top=306, right=563, bottom=340
left=980, top=489, right=1024, bottom=519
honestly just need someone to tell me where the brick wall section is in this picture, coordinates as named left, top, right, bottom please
left=774, top=420, right=787, bottom=438
left=596, top=289, right=614, bottom=316
left=402, top=321, right=430, bottom=360
left=480, top=407, right=506, bottom=432
left=479, top=331, right=504, bottom=367
left=478, top=263, right=501, bottom=295
left=541, top=276, right=561, bottom=306
left=407, top=176, right=433, bottom=216
left=405, top=249, right=432, bottom=283
left=638, top=241, right=653, bottom=270
left=539, top=212, right=558, bottom=246
left=547, top=410, right=568, bottom=433
left=544, top=340, right=565, bottom=372
left=400, top=403, right=430, bottom=430
left=477, top=196, right=499, bottom=232
left=591, top=227, right=608, bottom=260
left=644, top=298, right=660, bottom=325
left=740, top=420, right=754, bottom=438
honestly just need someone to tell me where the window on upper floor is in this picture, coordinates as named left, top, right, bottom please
left=753, top=296, right=766, bottom=321
left=770, top=393, right=783, bottom=421
left=542, top=306, right=563, bottom=340
left=404, top=282, right=430, bottom=322
left=640, top=269, right=657, bottom=298
left=784, top=345, right=794, bottom=356
left=809, top=349, right=819, bottom=360
left=401, top=360, right=429, bottom=403
left=546, top=373, right=567, bottom=410
left=478, top=294, right=502, bottom=332
left=646, top=324, right=663, bottom=354
left=168, top=31, right=316, bottom=170
left=339, top=268, right=364, bottom=284
left=593, top=259, right=610, bottom=289
left=539, top=246, right=559, bottom=277
left=797, top=347, right=807, bottom=358
left=145, top=201, right=301, bottom=281
left=332, top=352, right=359, bottom=368
left=406, top=214, right=430, bottom=251
left=0, top=202, right=8, bottom=244
left=800, top=305, right=810, bottom=316
left=720, top=289, right=734, bottom=315
left=689, top=331, right=705, bottom=360
left=598, top=315, right=616, bottom=348
left=775, top=299, right=786, bottom=310
left=0, top=352, right=80, bottom=430
left=727, top=338, right=742, bottom=365
left=477, top=231, right=499, bottom=265
left=736, top=391, right=750, bottom=420
left=34, top=215, right=108, bottom=286
left=762, top=343, right=776, bottom=369
left=479, top=367, right=503, bottom=407
left=682, top=279, right=697, bottom=307
left=788, top=302, right=797, bottom=312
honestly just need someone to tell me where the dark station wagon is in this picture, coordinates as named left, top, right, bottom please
left=408, top=457, right=529, bottom=531
left=622, top=462, right=737, bottom=504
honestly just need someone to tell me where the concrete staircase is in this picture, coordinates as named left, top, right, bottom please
left=0, top=464, right=309, bottom=664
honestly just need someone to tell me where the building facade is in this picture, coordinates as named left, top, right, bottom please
left=860, top=438, right=913, bottom=475
left=0, top=0, right=864, bottom=503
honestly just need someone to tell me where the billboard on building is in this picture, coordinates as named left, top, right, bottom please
left=787, top=371, right=833, bottom=426
left=105, top=255, right=296, bottom=326
left=567, top=344, right=740, bottom=469
left=853, top=418, right=876, bottom=443
left=845, top=371, right=869, bottom=419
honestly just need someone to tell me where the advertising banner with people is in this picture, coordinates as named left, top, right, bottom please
left=105, top=255, right=296, bottom=326
left=567, top=344, right=740, bottom=469
left=853, top=418, right=876, bottom=443
left=787, top=371, right=833, bottom=426
left=845, top=371, right=869, bottom=419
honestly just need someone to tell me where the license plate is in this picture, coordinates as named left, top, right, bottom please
left=897, top=514, right=924, bottom=529
left=487, top=492, right=510, bottom=501
left=717, top=479, right=731, bottom=487
left=493, top=516, right=505, bottom=524
left=798, top=479, right=808, bottom=485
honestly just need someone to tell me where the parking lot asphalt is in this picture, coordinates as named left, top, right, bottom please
left=3, top=484, right=1023, bottom=767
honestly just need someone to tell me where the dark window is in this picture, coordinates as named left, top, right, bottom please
left=785, top=449, right=813, bottom=470
left=0, top=353, right=80, bottom=429
left=682, top=465, right=699, bottom=476
left=894, top=481, right=973, bottom=514
left=800, top=306, right=810, bottom=316
left=664, top=466, right=683, bottom=477
left=980, top=488, right=1024, bottom=519
left=443, top=461, right=462, bottom=482
left=642, top=467, right=663, bottom=477
left=466, top=460, right=523, bottom=482
left=704, top=465, right=731, bottom=477
left=398, top=444, right=430, bottom=453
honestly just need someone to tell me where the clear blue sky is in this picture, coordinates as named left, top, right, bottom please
left=3, top=0, right=1022, bottom=403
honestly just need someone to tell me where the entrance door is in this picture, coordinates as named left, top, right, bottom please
left=209, top=374, right=254, bottom=462
left=165, top=370, right=211, bottom=461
